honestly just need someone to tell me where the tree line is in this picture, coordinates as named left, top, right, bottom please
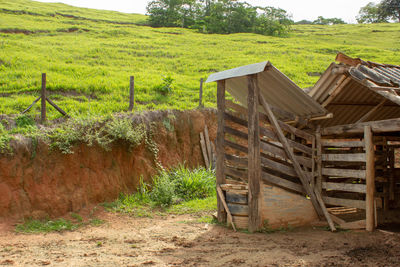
left=146, top=0, right=293, bottom=36
left=357, top=0, right=400, bottom=23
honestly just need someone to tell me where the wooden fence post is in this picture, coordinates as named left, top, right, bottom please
left=216, top=80, right=227, bottom=223
left=128, top=76, right=134, bottom=112
left=41, top=73, right=46, bottom=123
left=199, top=78, right=204, bottom=107
left=247, top=74, right=261, bottom=233
left=365, top=125, right=375, bottom=232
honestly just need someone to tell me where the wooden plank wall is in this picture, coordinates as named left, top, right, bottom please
left=318, top=137, right=368, bottom=210
left=223, top=99, right=315, bottom=197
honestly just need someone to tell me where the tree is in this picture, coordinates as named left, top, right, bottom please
left=146, top=0, right=293, bottom=36
left=357, top=2, right=388, bottom=23
left=357, top=0, right=399, bottom=23
left=313, top=16, right=346, bottom=25
left=254, top=7, right=293, bottom=36
left=380, top=0, right=400, bottom=22
left=146, top=0, right=184, bottom=27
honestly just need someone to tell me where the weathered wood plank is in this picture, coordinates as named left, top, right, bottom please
left=225, top=153, right=247, bottom=166
left=261, top=156, right=297, bottom=178
left=226, top=192, right=248, bottom=204
left=322, top=196, right=366, bottom=209
left=216, top=80, right=227, bottom=223
left=322, top=153, right=366, bottom=162
left=322, top=182, right=366, bottom=193
left=224, top=139, right=247, bottom=153
left=200, top=132, right=209, bottom=169
left=228, top=203, right=249, bottom=216
left=322, top=168, right=366, bottom=179
left=321, top=140, right=365, bottom=148
left=247, top=74, right=262, bottom=233
left=225, top=166, right=248, bottom=181
left=204, top=125, right=212, bottom=167
left=262, top=171, right=305, bottom=194
left=365, top=125, right=375, bottom=232
left=322, top=118, right=400, bottom=136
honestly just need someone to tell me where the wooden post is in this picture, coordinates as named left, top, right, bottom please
left=128, top=76, right=134, bottom=112
left=316, top=126, right=323, bottom=194
left=247, top=74, right=262, bottom=233
left=365, top=125, right=375, bottom=232
left=216, top=80, right=227, bottom=223
left=41, top=73, right=46, bottom=123
left=199, top=78, right=204, bottom=107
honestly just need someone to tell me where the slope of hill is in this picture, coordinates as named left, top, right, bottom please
left=1, top=0, right=400, bottom=119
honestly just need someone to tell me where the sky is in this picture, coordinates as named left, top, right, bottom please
left=37, top=0, right=375, bottom=23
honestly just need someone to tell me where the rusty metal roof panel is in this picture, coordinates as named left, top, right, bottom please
left=309, top=53, right=400, bottom=127
left=206, top=61, right=327, bottom=119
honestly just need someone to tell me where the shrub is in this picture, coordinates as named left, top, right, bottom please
left=150, top=170, right=176, bottom=206
left=172, top=165, right=216, bottom=201
left=153, top=75, right=174, bottom=95
left=150, top=165, right=216, bottom=206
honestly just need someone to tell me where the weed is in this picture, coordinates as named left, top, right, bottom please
left=70, top=212, right=83, bottom=222
left=153, top=75, right=174, bottom=95
left=89, top=218, right=105, bottom=226
left=104, top=166, right=217, bottom=215
left=15, top=218, right=78, bottom=233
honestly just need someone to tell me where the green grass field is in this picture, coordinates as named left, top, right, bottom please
left=1, top=0, right=400, bottom=119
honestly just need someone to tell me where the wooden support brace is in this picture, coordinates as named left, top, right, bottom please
left=216, top=186, right=237, bottom=232
left=46, top=97, right=67, bottom=116
left=22, top=96, right=41, bottom=114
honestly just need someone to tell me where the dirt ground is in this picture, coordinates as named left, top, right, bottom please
left=0, top=210, right=400, bottom=267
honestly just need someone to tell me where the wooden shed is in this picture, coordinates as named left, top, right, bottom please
left=206, top=54, right=400, bottom=232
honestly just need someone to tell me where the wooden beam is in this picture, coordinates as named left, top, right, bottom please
left=322, top=196, right=366, bottom=209
left=262, top=171, right=305, bottom=194
left=225, top=166, right=247, bottom=182
left=321, top=140, right=364, bottom=148
left=322, top=168, right=366, bottom=179
left=356, top=99, right=386, bottom=123
left=259, top=93, right=336, bottom=231
left=365, top=126, right=375, bottom=232
left=322, top=118, right=400, bottom=136
left=322, top=153, right=366, bottom=162
left=322, top=182, right=366, bottom=193
left=247, top=74, right=262, bottom=233
left=216, top=186, right=236, bottom=232
left=216, top=80, right=227, bottom=223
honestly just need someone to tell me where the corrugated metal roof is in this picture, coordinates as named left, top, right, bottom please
left=206, top=61, right=327, bottom=119
left=309, top=53, right=400, bottom=127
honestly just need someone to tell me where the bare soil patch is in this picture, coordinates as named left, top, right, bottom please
left=0, top=209, right=399, bottom=267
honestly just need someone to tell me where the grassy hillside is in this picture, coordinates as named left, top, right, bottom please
left=1, top=0, right=400, bottom=119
